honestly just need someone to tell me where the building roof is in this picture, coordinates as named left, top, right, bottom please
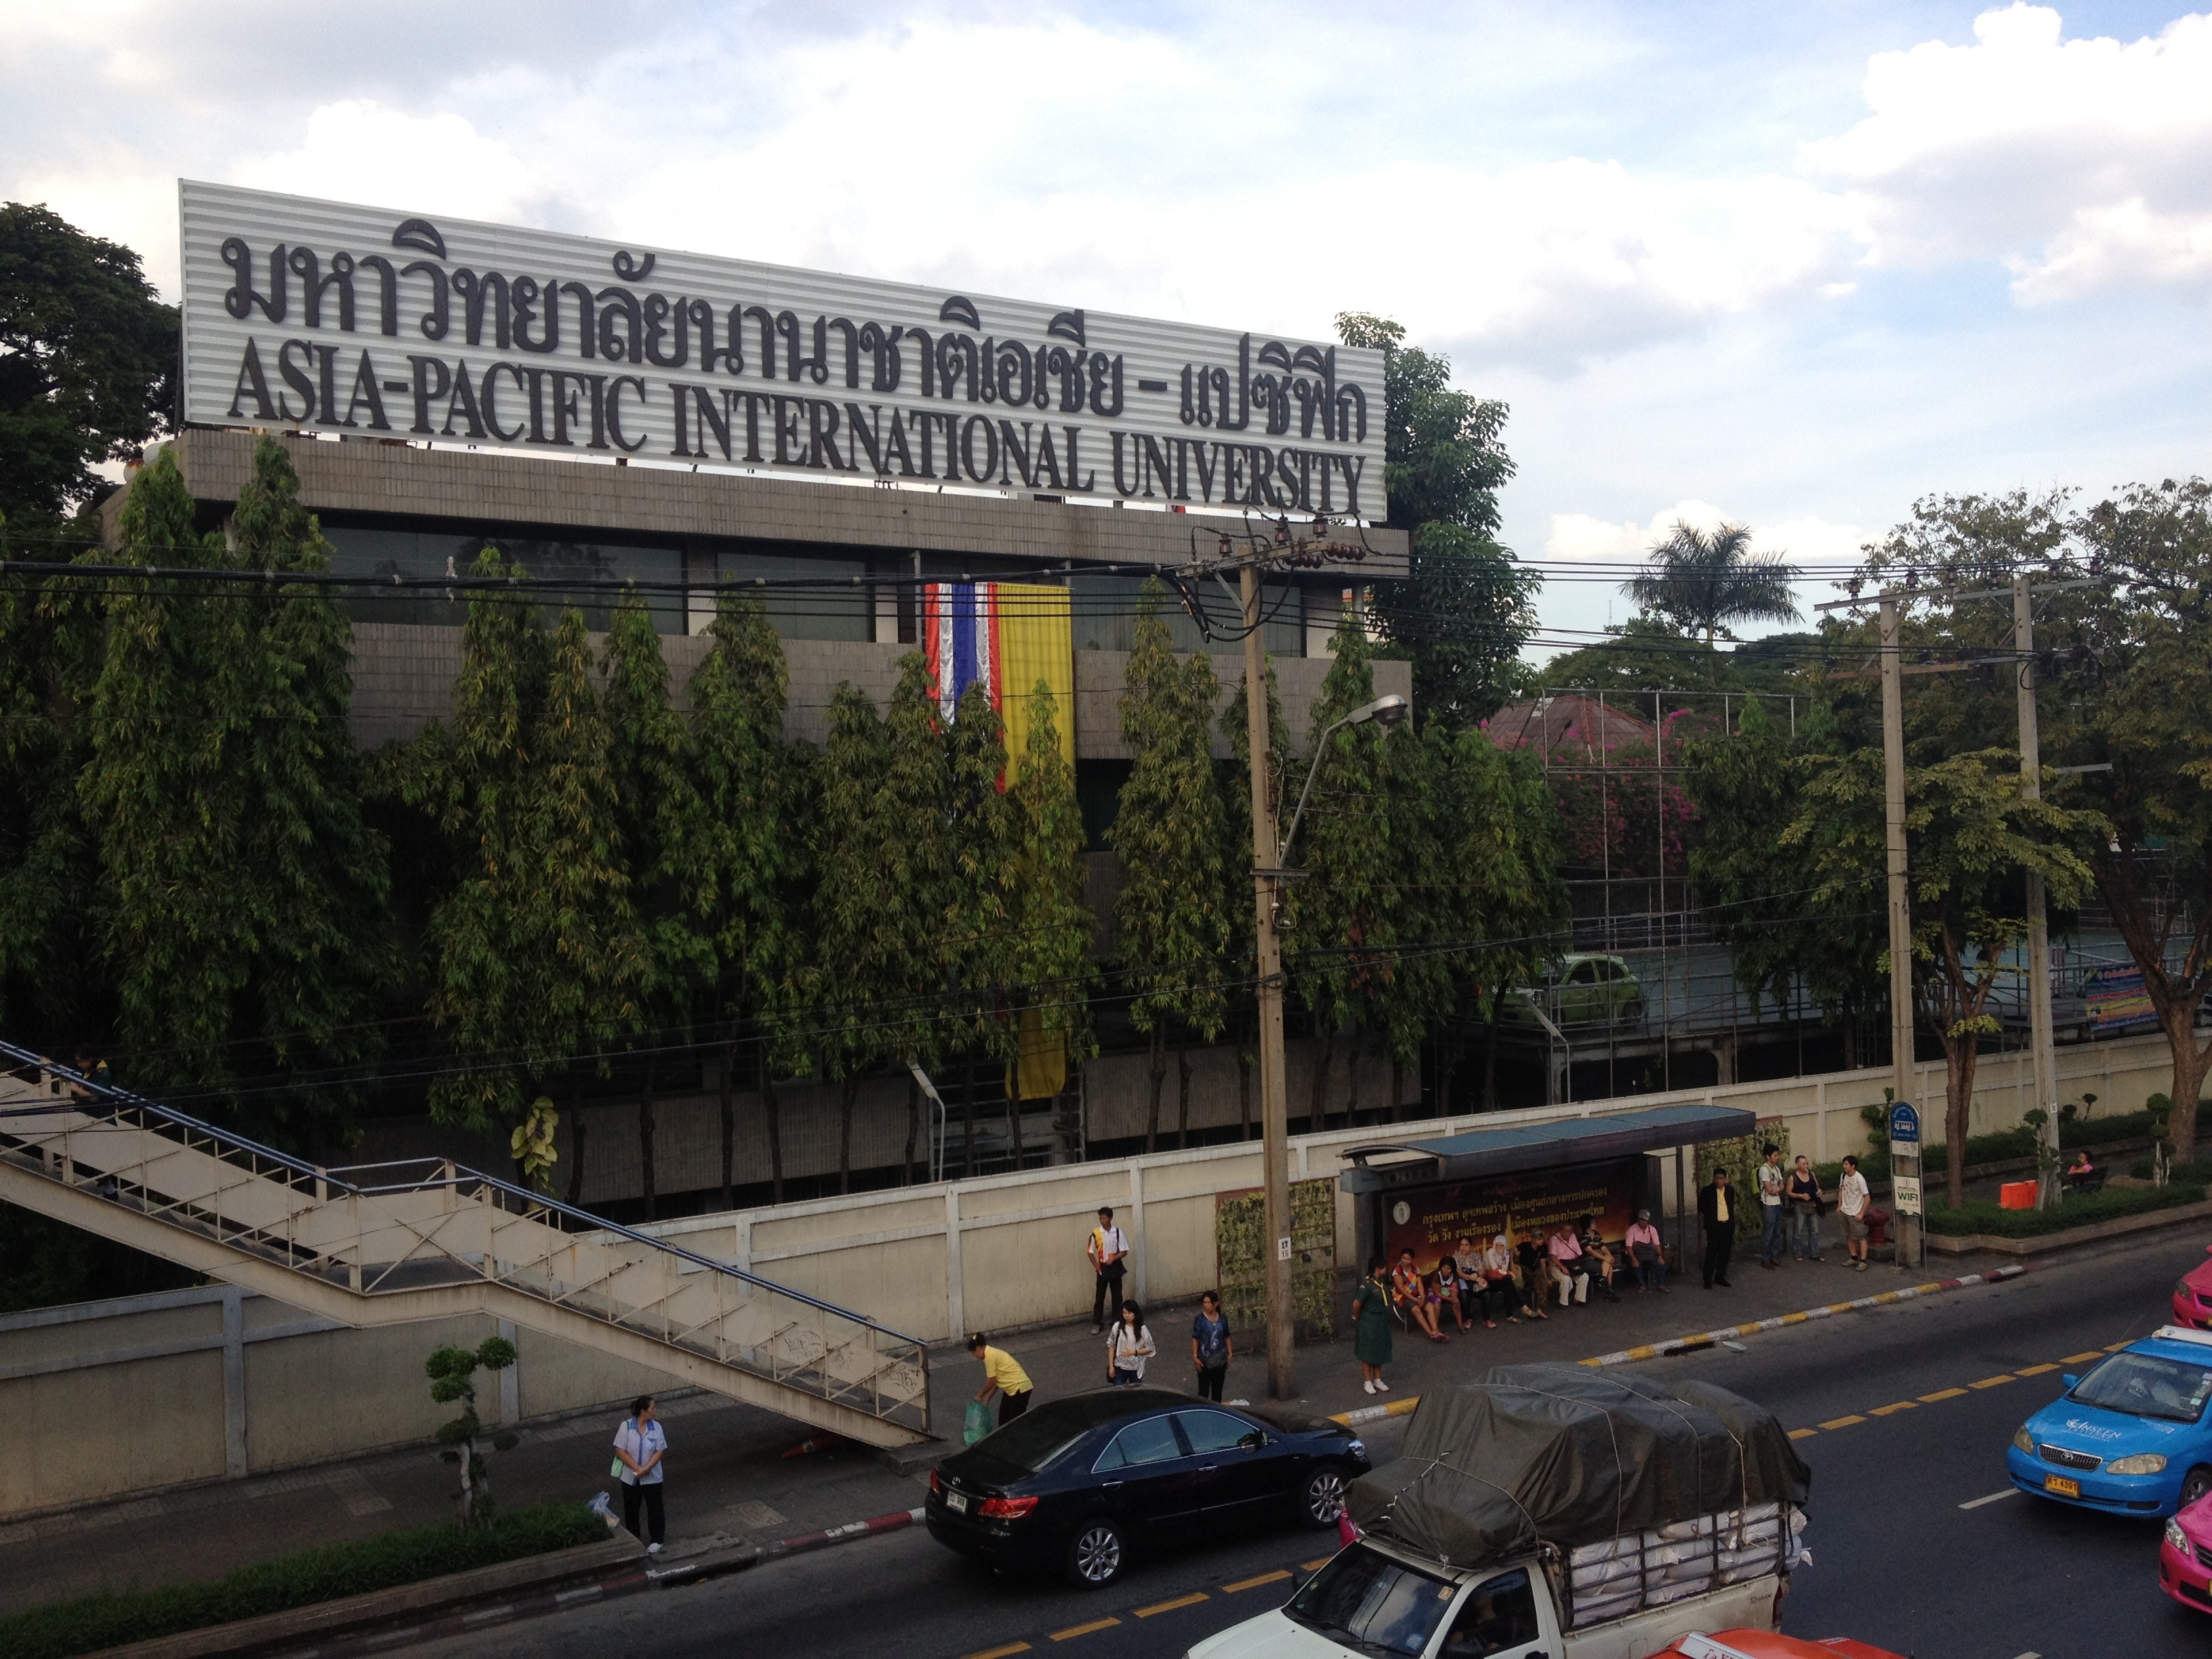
left=1337, top=1102, right=1757, bottom=1192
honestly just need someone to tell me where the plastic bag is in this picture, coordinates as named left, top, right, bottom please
left=964, top=1400, right=993, bottom=1445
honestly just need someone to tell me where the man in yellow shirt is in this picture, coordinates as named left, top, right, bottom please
left=968, top=1333, right=1034, bottom=1422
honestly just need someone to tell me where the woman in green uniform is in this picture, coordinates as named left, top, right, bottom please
left=1351, top=1255, right=1393, bottom=1395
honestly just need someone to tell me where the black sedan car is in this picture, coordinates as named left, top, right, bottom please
left=925, top=1387, right=1370, bottom=1589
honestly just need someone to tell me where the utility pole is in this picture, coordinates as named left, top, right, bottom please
left=2015, top=574, right=2060, bottom=1206
left=1879, top=597, right=1921, bottom=1271
left=1239, top=562, right=1296, bottom=1401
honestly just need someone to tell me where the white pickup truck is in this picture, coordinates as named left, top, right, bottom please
left=1190, top=1505, right=1793, bottom=1659
left=1194, top=1366, right=1811, bottom=1659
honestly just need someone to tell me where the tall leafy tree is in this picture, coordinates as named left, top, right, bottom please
left=0, top=203, right=178, bottom=533
left=1111, top=591, right=1229, bottom=1151
left=77, top=440, right=388, bottom=1130
left=1788, top=747, right=2097, bottom=1205
left=1286, top=609, right=1401, bottom=1127
left=602, top=592, right=708, bottom=1218
left=2045, top=478, right=2212, bottom=1156
left=943, top=681, right=1017, bottom=1174
left=1001, top=684, right=1097, bottom=1153
left=1336, top=311, right=1536, bottom=726
left=1218, top=654, right=1290, bottom=1140
left=686, top=593, right=802, bottom=1204
left=1625, top=520, right=1803, bottom=645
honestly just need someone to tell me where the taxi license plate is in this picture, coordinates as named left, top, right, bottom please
left=945, top=1490, right=969, bottom=1515
left=2045, top=1475, right=2081, bottom=1498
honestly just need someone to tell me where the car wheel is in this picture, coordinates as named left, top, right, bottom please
left=1301, top=1463, right=1349, bottom=1528
left=2182, top=1467, right=2212, bottom=1508
left=1065, top=1517, right=1126, bottom=1589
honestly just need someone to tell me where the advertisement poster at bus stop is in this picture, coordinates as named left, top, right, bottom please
left=1383, top=1158, right=1641, bottom=1274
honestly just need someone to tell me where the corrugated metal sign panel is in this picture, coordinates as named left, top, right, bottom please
left=178, top=180, right=1389, bottom=522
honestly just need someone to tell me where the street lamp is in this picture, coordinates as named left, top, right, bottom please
left=1278, top=694, right=1409, bottom=870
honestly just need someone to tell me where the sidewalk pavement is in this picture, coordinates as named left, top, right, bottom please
left=0, top=1239, right=1981, bottom=1615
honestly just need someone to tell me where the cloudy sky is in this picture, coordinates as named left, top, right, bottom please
left=5, top=1, right=2206, bottom=658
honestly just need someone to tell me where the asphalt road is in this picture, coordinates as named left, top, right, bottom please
left=408, top=1233, right=2212, bottom=1659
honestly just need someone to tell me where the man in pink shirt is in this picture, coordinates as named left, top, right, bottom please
left=1544, top=1221, right=1590, bottom=1306
left=1624, top=1209, right=1668, bottom=1292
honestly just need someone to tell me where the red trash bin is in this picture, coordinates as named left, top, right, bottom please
left=2000, top=1181, right=2037, bottom=1210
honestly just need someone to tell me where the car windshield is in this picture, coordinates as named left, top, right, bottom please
left=2070, top=1352, right=2212, bottom=1425
left=1285, top=1544, right=1458, bottom=1658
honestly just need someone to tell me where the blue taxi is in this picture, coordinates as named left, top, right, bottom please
left=2007, top=1326, right=2212, bottom=1517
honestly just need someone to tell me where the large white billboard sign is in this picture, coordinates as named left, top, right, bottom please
left=178, top=182, right=1389, bottom=520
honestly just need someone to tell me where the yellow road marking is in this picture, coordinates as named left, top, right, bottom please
left=964, top=1647, right=1032, bottom=1659
left=1818, top=1414, right=1866, bottom=1431
left=1870, top=1401, right=1917, bottom=1416
left=1920, top=1387, right=1968, bottom=1402
left=1225, top=1569, right=1292, bottom=1593
left=1970, top=1374, right=2015, bottom=1389
left=1788, top=1428, right=1818, bottom=1440
left=1136, top=1595, right=1209, bottom=1618
left=2108, top=1341, right=2131, bottom=1351
left=2062, top=1351, right=2106, bottom=1364
left=1301, top=1558, right=1334, bottom=1570
left=1051, top=1619, right=1121, bottom=1641
left=2015, top=1363, right=2058, bottom=1377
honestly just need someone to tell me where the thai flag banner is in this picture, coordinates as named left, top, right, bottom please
left=922, top=581, right=1003, bottom=726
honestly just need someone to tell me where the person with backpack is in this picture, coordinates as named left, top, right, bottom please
left=1087, top=1208, right=1130, bottom=1333
left=611, top=1395, right=668, bottom=1555
left=1107, top=1300, right=1155, bottom=1385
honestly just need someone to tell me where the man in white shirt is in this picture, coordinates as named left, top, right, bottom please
left=1756, top=1144, right=1786, bottom=1271
left=1087, top=1207, right=1130, bottom=1332
left=1837, top=1155, right=1872, bottom=1272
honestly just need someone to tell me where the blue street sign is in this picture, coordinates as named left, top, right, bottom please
left=1889, top=1103, right=1921, bottom=1145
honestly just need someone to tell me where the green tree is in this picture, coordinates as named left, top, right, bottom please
left=1336, top=311, right=1537, bottom=726
left=1218, top=654, right=1290, bottom=1140
left=76, top=440, right=389, bottom=1129
left=1286, top=609, right=1401, bottom=1127
left=2033, top=479, right=2212, bottom=1156
left=685, top=594, right=802, bottom=1204
left=426, top=1334, right=519, bottom=1527
left=602, top=592, right=708, bottom=1219
left=1111, top=591, right=1229, bottom=1151
left=943, top=681, right=1017, bottom=1174
left=0, top=203, right=178, bottom=532
left=1788, top=747, right=2097, bottom=1205
left=1002, top=684, right=1097, bottom=1151
left=1624, top=520, right=1803, bottom=645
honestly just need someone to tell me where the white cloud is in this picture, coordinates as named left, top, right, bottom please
left=235, top=102, right=562, bottom=234
left=1545, top=502, right=1864, bottom=569
left=1805, top=4, right=2212, bottom=301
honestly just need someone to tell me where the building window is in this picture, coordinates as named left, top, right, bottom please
left=321, top=523, right=683, bottom=632
left=1070, top=574, right=1303, bottom=657
left=710, top=548, right=874, bottom=642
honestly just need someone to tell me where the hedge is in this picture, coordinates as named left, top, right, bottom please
left=1923, top=1180, right=2210, bottom=1240
left=0, top=1502, right=605, bottom=1659
left=1816, top=1109, right=2160, bottom=1188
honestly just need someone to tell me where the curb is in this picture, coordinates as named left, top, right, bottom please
left=1328, top=1265, right=2029, bottom=1428
left=141, top=1509, right=926, bottom=1658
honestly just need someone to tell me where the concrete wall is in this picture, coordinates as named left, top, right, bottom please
left=2, top=1031, right=2175, bottom=1519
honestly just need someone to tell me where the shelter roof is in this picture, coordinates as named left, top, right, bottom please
left=1338, top=1102, right=1755, bottom=1192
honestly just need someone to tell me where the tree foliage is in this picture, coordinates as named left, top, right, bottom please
left=1335, top=311, right=1536, bottom=726
left=1624, top=520, right=1802, bottom=645
left=0, top=203, right=178, bottom=531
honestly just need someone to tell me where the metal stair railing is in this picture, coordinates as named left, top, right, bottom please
left=0, top=1042, right=928, bottom=1443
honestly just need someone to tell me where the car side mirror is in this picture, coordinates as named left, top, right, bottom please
left=1239, top=1431, right=1268, bottom=1451
left=2062, top=1374, right=2078, bottom=1389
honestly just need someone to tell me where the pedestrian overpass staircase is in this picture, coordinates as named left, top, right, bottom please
left=0, top=1044, right=929, bottom=1448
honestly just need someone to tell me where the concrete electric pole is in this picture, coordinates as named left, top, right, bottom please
left=1879, top=597, right=1921, bottom=1270
left=2015, top=574, right=2060, bottom=1206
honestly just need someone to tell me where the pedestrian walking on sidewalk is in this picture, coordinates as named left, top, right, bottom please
left=1107, top=1300, right=1155, bottom=1385
left=1837, top=1156, right=1871, bottom=1271
left=1191, top=1292, right=1233, bottom=1401
left=612, top=1395, right=668, bottom=1555
left=1351, top=1258, right=1393, bottom=1394
left=1625, top=1210, right=1668, bottom=1292
left=1757, top=1144, right=1786, bottom=1269
left=1088, top=1207, right=1130, bottom=1332
left=1786, top=1155, right=1824, bottom=1261
left=968, top=1334, right=1035, bottom=1424
left=1697, top=1168, right=1736, bottom=1289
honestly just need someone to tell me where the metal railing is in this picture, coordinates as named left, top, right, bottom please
left=0, top=1042, right=927, bottom=1436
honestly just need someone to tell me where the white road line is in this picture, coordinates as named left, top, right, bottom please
left=1960, top=1489, right=2019, bottom=1510
left=2010, top=1651, right=2040, bottom=1658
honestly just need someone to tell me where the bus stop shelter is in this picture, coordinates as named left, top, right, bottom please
left=1338, top=1103, right=1759, bottom=1282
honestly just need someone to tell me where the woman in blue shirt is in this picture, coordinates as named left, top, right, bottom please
left=1190, top=1291, right=1233, bottom=1400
